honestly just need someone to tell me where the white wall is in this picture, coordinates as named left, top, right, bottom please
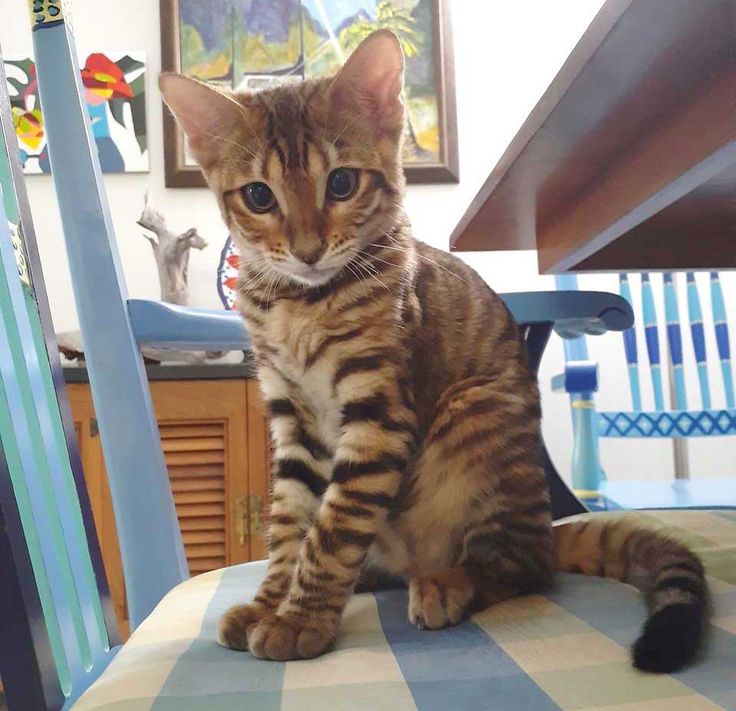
left=2, top=0, right=734, bottom=486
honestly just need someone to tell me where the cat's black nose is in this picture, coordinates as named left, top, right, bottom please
left=293, top=242, right=326, bottom=265
left=301, top=252, right=321, bottom=265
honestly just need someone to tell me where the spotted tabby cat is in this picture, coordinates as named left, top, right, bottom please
left=160, top=31, right=708, bottom=672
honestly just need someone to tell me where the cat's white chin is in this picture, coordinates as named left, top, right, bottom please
left=279, top=263, right=339, bottom=287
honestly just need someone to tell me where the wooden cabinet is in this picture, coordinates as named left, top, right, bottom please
left=66, top=374, right=271, bottom=638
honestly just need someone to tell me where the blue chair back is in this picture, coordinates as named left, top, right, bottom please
left=0, top=7, right=255, bottom=707
left=0, top=52, right=119, bottom=710
left=605, top=272, right=735, bottom=435
left=554, top=271, right=736, bottom=496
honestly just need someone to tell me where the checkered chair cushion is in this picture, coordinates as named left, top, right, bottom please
left=74, top=510, right=736, bottom=710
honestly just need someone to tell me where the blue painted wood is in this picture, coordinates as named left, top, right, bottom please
left=618, top=274, right=642, bottom=411
left=640, top=274, right=665, bottom=411
left=686, top=273, right=711, bottom=409
left=556, top=271, right=735, bottom=508
left=0, top=46, right=119, bottom=657
left=0, top=206, right=90, bottom=688
left=553, top=275, right=589, bottom=361
left=710, top=272, right=735, bottom=409
left=520, top=321, right=587, bottom=520
left=663, top=273, right=687, bottom=410
left=550, top=361, right=598, bottom=394
left=31, top=18, right=188, bottom=628
left=0, top=37, right=122, bottom=705
left=500, top=290, right=633, bottom=334
left=130, top=292, right=630, bottom=356
left=599, top=477, right=736, bottom=510
left=598, top=408, right=736, bottom=438
left=571, top=399, right=603, bottom=495
left=0, top=196, right=65, bottom=711
left=129, top=300, right=250, bottom=351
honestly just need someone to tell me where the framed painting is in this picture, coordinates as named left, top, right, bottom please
left=160, top=0, right=458, bottom=186
left=4, top=52, right=148, bottom=174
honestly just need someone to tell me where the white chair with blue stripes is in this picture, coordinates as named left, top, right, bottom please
left=554, top=272, right=736, bottom=510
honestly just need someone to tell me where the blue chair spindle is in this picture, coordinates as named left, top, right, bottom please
left=553, top=275, right=603, bottom=497
left=618, top=274, right=642, bottom=410
left=640, top=273, right=665, bottom=411
left=685, top=273, right=711, bottom=410
left=663, top=273, right=687, bottom=410
left=709, top=272, right=734, bottom=410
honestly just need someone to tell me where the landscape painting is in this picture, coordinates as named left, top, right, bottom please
left=4, top=52, right=148, bottom=174
left=161, top=0, right=457, bottom=185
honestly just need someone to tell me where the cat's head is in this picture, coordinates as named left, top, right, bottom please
left=160, top=31, right=406, bottom=287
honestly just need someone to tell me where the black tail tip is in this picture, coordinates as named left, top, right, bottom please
left=633, top=604, right=705, bottom=673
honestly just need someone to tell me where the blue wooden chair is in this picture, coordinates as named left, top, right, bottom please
left=554, top=272, right=736, bottom=510
left=0, top=5, right=635, bottom=709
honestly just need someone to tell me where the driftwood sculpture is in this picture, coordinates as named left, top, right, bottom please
left=59, top=194, right=231, bottom=365
left=137, top=191, right=207, bottom=306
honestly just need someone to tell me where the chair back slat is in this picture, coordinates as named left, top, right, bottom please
left=0, top=194, right=120, bottom=695
left=31, top=10, right=188, bottom=629
left=1, top=34, right=119, bottom=707
left=0, top=202, right=77, bottom=695
left=685, top=273, right=711, bottom=409
left=663, top=273, right=688, bottom=410
left=710, top=272, right=735, bottom=409
left=640, top=273, right=665, bottom=410
left=618, top=274, right=642, bottom=410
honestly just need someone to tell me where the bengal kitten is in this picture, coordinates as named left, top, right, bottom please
left=160, top=31, right=708, bottom=672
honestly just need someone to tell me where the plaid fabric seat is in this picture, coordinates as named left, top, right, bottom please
left=73, top=510, right=736, bottom=711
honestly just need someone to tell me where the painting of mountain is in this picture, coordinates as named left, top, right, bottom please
left=164, top=0, right=457, bottom=184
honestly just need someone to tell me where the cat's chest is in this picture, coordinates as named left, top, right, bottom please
left=255, top=301, right=328, bottom=373
left=249, top=302, right=343, bottom=441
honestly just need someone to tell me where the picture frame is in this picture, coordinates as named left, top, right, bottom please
left=159, top=0, right=458, bottom=187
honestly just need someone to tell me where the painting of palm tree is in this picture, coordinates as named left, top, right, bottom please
left=163, top=0, right=457, bottom=184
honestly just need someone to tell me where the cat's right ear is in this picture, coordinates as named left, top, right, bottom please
left=159, top=73, right=241, bottom=167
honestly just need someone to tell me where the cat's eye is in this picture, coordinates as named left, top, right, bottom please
left=241, top=182, right=277, bottom=213
left=326, top=168, right=359, bottom=201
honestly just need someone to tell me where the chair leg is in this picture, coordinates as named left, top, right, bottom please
left=571, top=394, right=603, bottom=498
left=541, top=442, right=588, bottom=519
left=523, top=322, right=587, bottom=520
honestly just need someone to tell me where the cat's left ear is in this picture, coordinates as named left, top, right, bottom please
left=159, top=73, right=243, bottom=168
left=331, top=30, right=405, bottom=133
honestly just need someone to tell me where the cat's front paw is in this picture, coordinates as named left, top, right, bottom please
left=408, top=569, right=475, bottom=630
left=248, top=614, right=336, bottom=661
left=217, top=603, right=271, bottom=651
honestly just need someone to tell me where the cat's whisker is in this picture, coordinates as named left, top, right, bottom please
left=198, top=126, right=259, bottom=160
left=329, top=112, right=362, bottom=147
left=357, top=249, right=401, bottom=274
left=227, top=98, right=265, bottom=152
left=354, top=255, right=391, bottom=294
left=240, top=267, right=270, bottom=294
left=377, top=233, right=470, bottom=285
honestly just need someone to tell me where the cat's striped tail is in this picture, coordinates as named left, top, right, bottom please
left=553, top=517, right=709, bottom=673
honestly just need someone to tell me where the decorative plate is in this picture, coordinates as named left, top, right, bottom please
left=216, top=236, right=240, bottom=310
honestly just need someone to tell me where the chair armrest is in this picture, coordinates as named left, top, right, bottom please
left=551, top=360, right=599, bottom=394
left=128, top=299, right=250, bottom=351
left=501, top=291, right=633, bottom=338
left=129, top=291, right=631, bottom=352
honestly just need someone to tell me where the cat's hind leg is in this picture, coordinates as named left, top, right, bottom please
left=398, top=375, right=554, bottom=629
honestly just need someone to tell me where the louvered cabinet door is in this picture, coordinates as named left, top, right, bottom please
left=66, top=376, right=269, bottom=637
left=246, top=379, right=271, bottom=561
left=150, top=380, right=251, bottom=572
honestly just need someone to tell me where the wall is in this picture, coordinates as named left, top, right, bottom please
left=1, top=1, right=734, bottom=486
